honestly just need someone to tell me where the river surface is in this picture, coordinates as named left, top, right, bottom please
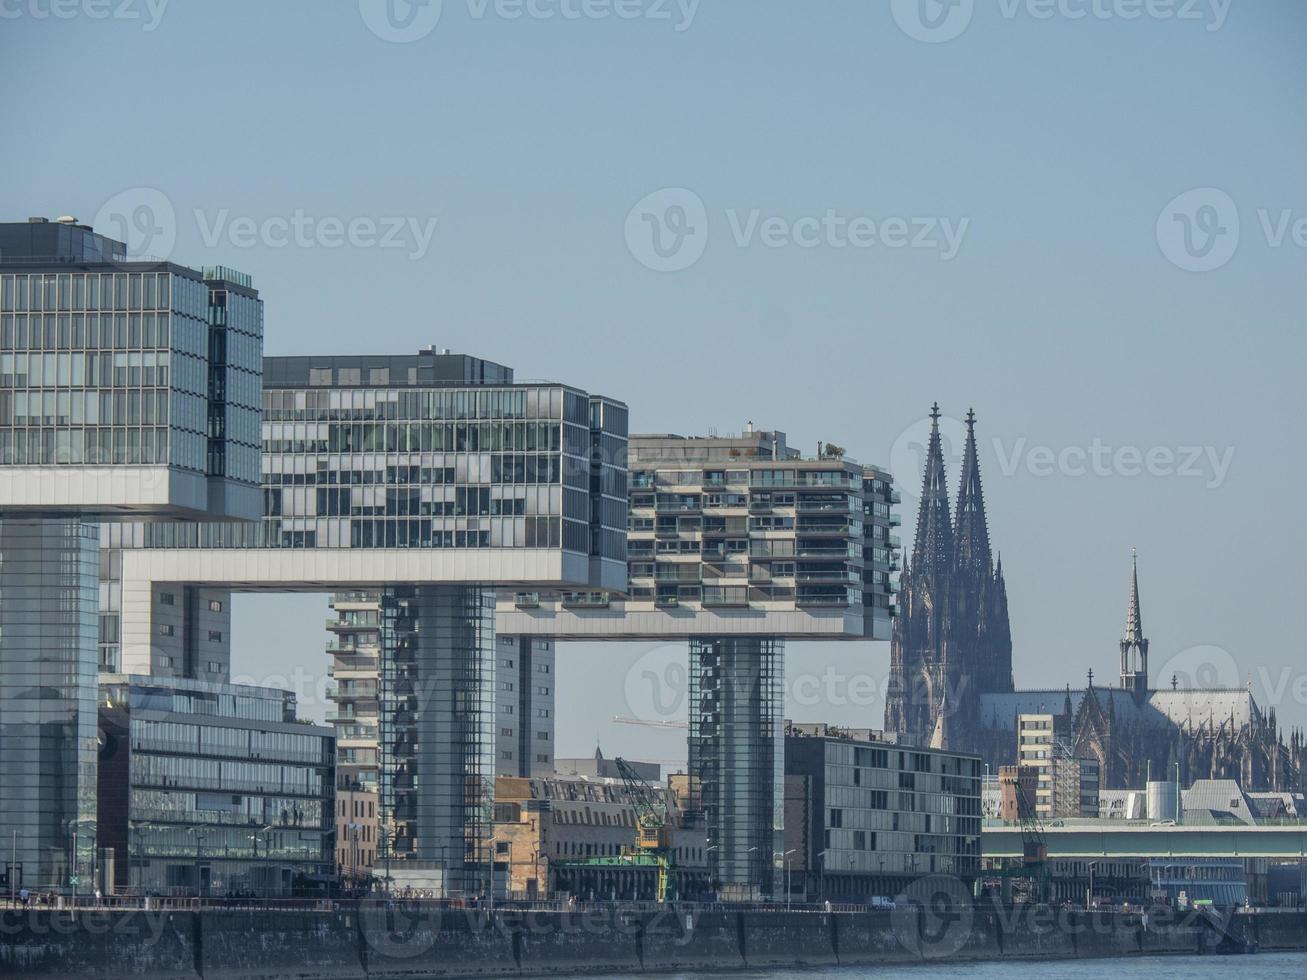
left=599, top=952, right=1307, bottom=979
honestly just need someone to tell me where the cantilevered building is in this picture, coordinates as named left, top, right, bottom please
left=0, top=216, right=264, bottom=890
left=497, top=426, right=900, bottom=899
left=101, top=348, right=628, bottom=892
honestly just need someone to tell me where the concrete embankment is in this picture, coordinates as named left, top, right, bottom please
left=4, top=904, right=1306, bottom=978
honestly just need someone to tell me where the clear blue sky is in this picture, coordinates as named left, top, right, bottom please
left=5, top=1, right=1305, bottom=760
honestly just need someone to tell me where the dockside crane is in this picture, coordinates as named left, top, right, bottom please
left=614, top=756, right=676, bottom=903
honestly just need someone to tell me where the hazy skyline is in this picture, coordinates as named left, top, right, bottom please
left=5, top=1, right=1305, bottom=762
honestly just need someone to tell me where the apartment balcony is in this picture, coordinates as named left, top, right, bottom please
left=889, top=513, right=902, bottom=526
left=326, top=617, right=379, bottom=632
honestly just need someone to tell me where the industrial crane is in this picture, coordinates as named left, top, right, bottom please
left=614, top=757, right=676, bottom=903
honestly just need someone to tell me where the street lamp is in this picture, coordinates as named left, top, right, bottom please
left=1088, top=862, right=1098, bottom=909
left=775, top=850, right=797, bottom=909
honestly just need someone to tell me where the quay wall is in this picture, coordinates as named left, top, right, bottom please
left=4, top=904, right=1307, bottom=978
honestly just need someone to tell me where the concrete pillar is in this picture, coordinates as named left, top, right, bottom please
left=380, top=585, right=495, bottom=895
left=0, top=518, right=100, bottom=892
left=688, top=636, right=784, bottom=901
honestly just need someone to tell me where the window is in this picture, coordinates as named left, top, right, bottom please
left=537, top=664, right=550, bottom=674
left=158, top=623, right=174, bottom=637
left=157, top=655, right=173, bottom=667
left=209, top=600, right=224, bottom=612
left=207, top=662, right=223, bottom=674
left=537, top=731, right=549, bottom=740
left=208, top=630, right=223, bottom=642
left=159, top=592, right=175, bottom=605
left=537, top=686, right=550, bottom=696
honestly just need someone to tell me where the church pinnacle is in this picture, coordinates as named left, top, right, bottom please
left=912, top=403, right=954, bottom=575
left=954, top=408, right=992, bottom=575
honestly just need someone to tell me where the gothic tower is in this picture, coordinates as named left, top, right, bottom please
left=1119, top=549, right=1149, bottom=704
left=886, top=406, right=1013, bottom=750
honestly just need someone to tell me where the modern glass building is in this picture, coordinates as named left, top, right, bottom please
left=97, top=674, right=334, bottom=896
left=0, top=216, right=264, bottom=892
left=784, top=723, right=983, bottom=902
left=101, top=348, right=628, bottom=893
left=497, top=427, right=900, bottom=898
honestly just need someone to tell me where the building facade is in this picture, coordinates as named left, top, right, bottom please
left=491, top=773, right=708, bottom=901
left=100, top=348, right=628, bottom=892
left=0, top=216, right=264, bottom=891
left=97, top=674, right=334, bottom=897
left=1017, top=712, right=1101, bottom=818
left=783, top=723, right=982, bottom=903
left=498, top=427, right=900, bottom=899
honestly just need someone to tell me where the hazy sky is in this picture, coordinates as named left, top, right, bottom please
left=5, top=1, right=1306, bottom=761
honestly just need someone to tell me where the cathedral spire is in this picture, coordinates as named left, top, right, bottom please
left=912, top=403, right=954, bottom=574
left=1124, top=548, right=1144, bottom=645
left=1120, top=548, right=1150, bottom=704
left=954, top=408, right=992, bottom=575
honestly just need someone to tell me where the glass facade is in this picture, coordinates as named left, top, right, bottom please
left=203, top=267, right=263, bottom=488
left=379, top=585, right=495, bottom=892
left=0, top=518, right=100, bottom=892
left=0, top=267, right=209, bottom=471
left=97, top=675, right=334, bottom=897
left=688, top=636, right=785, bottom=900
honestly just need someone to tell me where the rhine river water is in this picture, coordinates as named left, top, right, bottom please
left=600, top=952, right=1307, bottom=980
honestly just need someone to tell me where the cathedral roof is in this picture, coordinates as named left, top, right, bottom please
left=979, top=686, right=1261, bottom=733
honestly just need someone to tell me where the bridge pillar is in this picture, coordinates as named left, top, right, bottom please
left=688, top=636, right=784, bottom=901
left=380, top=585, right=496, bottom=895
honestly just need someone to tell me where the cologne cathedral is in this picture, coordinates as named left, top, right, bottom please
left=885, top=406, right=1305, bottom=792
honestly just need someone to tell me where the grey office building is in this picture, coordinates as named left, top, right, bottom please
left=0, top=216, right=263, bottom=891
left=97, top=674, right=334, bottom=896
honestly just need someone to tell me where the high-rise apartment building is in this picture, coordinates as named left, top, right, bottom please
left=498, top=427, right=899, bottom=899
left=0, top=216, right=263, bottom=891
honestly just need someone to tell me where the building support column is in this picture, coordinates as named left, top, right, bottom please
left=380, top=585, right=495, bottom=896
left=0, top=518, right=100, bottom=892
left=688, top=636, right=784, bottom=901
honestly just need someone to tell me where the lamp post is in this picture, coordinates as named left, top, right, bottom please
left=774, top=850, right=797, bottom=909
left=1088, top=862, right=1098, bottom=909
left=68, top=819, right=95, bottom=903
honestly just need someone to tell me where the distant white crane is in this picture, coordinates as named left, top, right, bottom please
left=611, top=715, right=688, bottom=730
